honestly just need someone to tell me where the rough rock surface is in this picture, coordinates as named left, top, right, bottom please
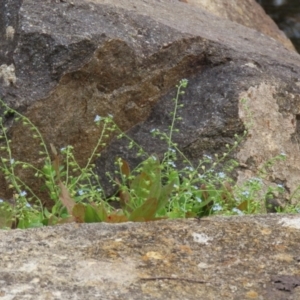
left=1, top=215, right=300, bottom=299
left=1, top=0, right=300, bottom=205
left=188, top=0, right=296, bottom=52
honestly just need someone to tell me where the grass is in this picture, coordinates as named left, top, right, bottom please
left=0, top=79, right=299, bottom=229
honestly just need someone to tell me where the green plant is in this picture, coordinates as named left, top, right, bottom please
left=0, top=104, right=117, bottom=228
left=0, top=80, right=299, bottom=230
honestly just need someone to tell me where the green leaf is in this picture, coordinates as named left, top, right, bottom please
left=130, top=155, right=161, bottom=200
left=91, top=202, right=108, bottom=222
left=115, top=178, right=132, bottom=213
left=0, top=203, right=14, bottom=229
left=157, top=180, right=175, bottom=212
left=148, top=169, right=161, bottom=200
left=43, top=207, right=52, bottom=218
left=196, top=197, right=215, bottom=210
left=106, top=213, right=128, bottom=223
left=58, top=181, right=75, bottom=215
left=237, top=200, right=248, bottom=211
left=84, top=204, right=102, bottom=223
left=27, top=222, right=44, bottom=228
left=17, top=218, right=30, bottom=229
left=130, top=172, right=151, bottom=199
left=168, top=170, right=180, bottom=187
left=72, top=203, right=86, bottom=223
left=129, top=197, right=159, bottom=222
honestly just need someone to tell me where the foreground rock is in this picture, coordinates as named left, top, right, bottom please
left=1, top=215, right=300, bottom=299
left=1, top=0, right=300, bottom=205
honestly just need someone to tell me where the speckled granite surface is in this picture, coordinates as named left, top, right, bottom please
left=1, top=215, right=300, bottom=299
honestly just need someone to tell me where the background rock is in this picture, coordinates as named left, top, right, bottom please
left=189, top=0, right=296, bottom=51
left=257, top=0, right=300, bottom=52
left=1, top=0, right=300, bottom=206
left=1, top=215, right=300, bottom=299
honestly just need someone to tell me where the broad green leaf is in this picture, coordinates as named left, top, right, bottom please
left=58, top=181, right=75, bottom=215
left=56, top=216, right=75, bottom=224
left=43, top=207, right=52, bottom=218
left=237, top=200, right=248, bottom=211
left=43, top=214, right=59, bottom=226
left=237, top=200, right=255, bottom=213
left=84, top=204, right=102, bottom=223
left=185, top=211, right=197, bottom=218
left=196, top=197, right=215, bottom=210
left=129, top=197, right=159, bottom=222
left=106, top=213, right=128, bottom=223
left=91, top=202, right=108, bottom=222
left=119, top=189, right=132, bottom=213
left=27, top=221, right=44, bottom=228
left=148, top=175, right=161, bottom=201
left=115, top=178, right=132, bottom=213
left=130, top=172, right=151, bottom=199
left=157, top=180, right=175, bottom=212
left=130, top=155, right=161, bottom=200
left=72, top=203, right=86, bottom=223
left=141, top=154, right=160, bottom=175
left=17, top=219, right=27, bottom=229
left=148, top=166, right=161, bottom=200
left=200, top=184, right=209, bottom=201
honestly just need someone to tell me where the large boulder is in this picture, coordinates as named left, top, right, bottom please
left=1, top=215, right=300, bottom=299
left=188, top=0, right=296, bottom=51
left=1, top=0, right=300, bottom=205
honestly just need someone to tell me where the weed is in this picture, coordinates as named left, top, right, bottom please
left=0, top=80, right=298, bottom=229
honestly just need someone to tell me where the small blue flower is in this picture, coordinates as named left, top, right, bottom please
left=150, top=128, right=156, bottom=133
left=60, top=147, right=66, bottom=152
left=242, top=190, right=250, bottom=198
left=26, top=203, right=31, bottom=208
left=277, top=184, right=284, bottom=189
left=108, top=114, right=113, bottom=118
left=218, top=172, right=226, bottom=179
left=212, top=203, right=222, bottom=211
left=249, top=177, right=263, bottom=184
left=97, top=188, right=102, bottom=192
left=20, top=191, right=27, bottom=197
left=195, top=197, right=202, bottom=203
left=94, top=115, right=101, bottom=122
left=78, top=190, right=84, bottom=196
left=232, top=207, right=244, bottom=215
left=0, top=199, right=3, bottom=203
left=168, top=161, right=176, bottom=168
left=204, top=155, right=212, bottom=160
left=10, top=159, right=15, bottom=165
left=280, top=152, right=286, bottom=157
left=185, top=166, right=194, bottom=172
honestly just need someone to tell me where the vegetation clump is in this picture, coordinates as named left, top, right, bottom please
left=0, top=80, right=298, bottom=229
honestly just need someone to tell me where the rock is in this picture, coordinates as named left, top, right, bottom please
left=258, top=0, right=300, bottom=52
left=188, top=0, right=296, bottom=52
left=1, top=0, right=300, bottom=205
left=1, top=215, right=300, bottom=299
